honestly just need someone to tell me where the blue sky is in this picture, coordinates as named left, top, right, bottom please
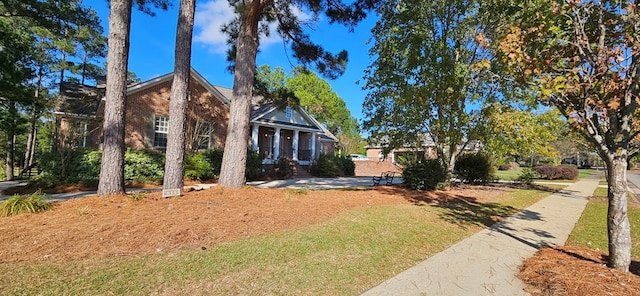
left=87, top=0, right=378, bottom=123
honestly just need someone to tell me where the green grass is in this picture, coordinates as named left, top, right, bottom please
left=567, top=200, right=640, bottom=261
left=494, top=167, right=524, bottom=181
left=494, top=168, right=596, bottom=182
left=0, top=187, right=557, bottom=295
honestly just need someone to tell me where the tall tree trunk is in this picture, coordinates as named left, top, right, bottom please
left=24, top=67, right=43, bottom=171
left=163, top=0, right=196, bottom=192
left=59, top=51, right=66, bottom=88
left=5, top=102, right=16, bottom=181
left=218, top=0, right=261, bottom=188
left=606, top=155, right=632, bottom=271
left=81, top=53, right=87, bottom=85
left=98, top=0, right=133, bottom=196
left=5, top=134, right=14, bottom=181
left=22, top=111, right=37, bottom=170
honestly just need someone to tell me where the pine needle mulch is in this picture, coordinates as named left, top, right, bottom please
left=519, top=245, right=640, bottom=296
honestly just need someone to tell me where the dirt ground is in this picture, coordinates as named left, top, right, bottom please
left=1, top=183, right=639, bottom=295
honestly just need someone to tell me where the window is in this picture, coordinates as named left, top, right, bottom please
left=154, top=115, right=168, bottom=148
left=74, top=121, right=89, bottom=148
left=285, top=106, right=292, bottom=118
left=196, top=122, right=213, bottom=150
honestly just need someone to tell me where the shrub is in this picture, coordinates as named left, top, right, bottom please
left=36, top=149, right=101, bottom=187
left=454, top=152, right=494, bottom=185
left=534, top=165, right=579, bottom=180
left=29, top=172, right=61, bottom=189
left=184, top=152, right=213, bottom=181
left=74, top=150, right=102, bottom=187
left=334, top=155, right=355, bottom=176
left=37, top=149, right=165, bottom=186
left=1, top=191, right=52, bottom=217
left=204, top=149, right=264, bottom=181
left=245, top=150, right=264, bottom=181
left=204, top=149, right=224, bottom=178
left=402, top=159, right=447, bottom=190
left=498, top=164, right=511, bottom=171
left=518, top=167, right=538, bottom=185
left=124, top=149, right=165, bottom=184
left=274, top=157, right=293, bottom=178
left=310, top=154, right=354, bottom=177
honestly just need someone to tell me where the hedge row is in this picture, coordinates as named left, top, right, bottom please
left=534, top=165, right=579, bottom=180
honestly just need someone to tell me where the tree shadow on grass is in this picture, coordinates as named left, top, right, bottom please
left=432, top=197, right=520, bottom=229
left=373, top=185, right=522, bottom=229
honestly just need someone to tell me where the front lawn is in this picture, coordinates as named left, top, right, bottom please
left=0, top=185, right=556, bottom=295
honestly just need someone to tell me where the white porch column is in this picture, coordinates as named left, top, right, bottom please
left=311, top=132, right=317, bottom=160
left=251, top=124, right=259, bottom=151
left=292, top=130, right=299, bottom=161
left=274, top=127, right=281, bottom=160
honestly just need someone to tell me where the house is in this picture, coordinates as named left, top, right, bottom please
left=365, top=134, right=437, bottom=164
left=54, top=68, right=337, bottom=165
left=365, top=133, right=481, bottom=165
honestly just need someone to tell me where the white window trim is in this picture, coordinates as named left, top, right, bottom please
left=154, top=115, right=169, bottom=148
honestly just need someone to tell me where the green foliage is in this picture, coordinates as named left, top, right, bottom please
left=362, top=0, right=487, bottom=175
left=1, top=191, right=52, bottom=217
left=274, top=157, right=293, bottom=178
left=124, top=149, right=165, bottom=184
left=402, top=159, right=448, bottom=190
left=311, top=154, right=342, bottom=177
left=517, top=168, right=538, bottom=185
left=245, top=150, right=264, bottom=181
left=200, top=149, right=263, bottom=181
left=334, top=155, right=355, bottom=176
left=75, top=150, right=102, bottom=187
left=37, top=149, right=102, bottom=186
left=454, top=152, right=494, bottom=185
left=255, top=65, right=361, bottom=140
left=204, top=149, right=224, bottom=178
left=38, top=149, right=166, bottom=186
left=479, top=103, right=563, bottom=163
left=184, top=152, right=213, bottom=181
left=310, top=154, right=355, bottom=177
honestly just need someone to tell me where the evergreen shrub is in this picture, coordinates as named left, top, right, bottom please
left=184, top=152, right=213, bottom=181
left=402, top=159, right=447, bottom=190
left=310, top=154, right=355, bottom=177
left=454, top=152, right=494, bottom=185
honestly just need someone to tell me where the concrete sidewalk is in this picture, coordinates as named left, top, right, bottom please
left=361, top=172, right=602, bottom=296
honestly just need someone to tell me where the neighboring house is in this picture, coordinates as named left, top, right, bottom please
left=54, top=68, right=337, bottom=165
left=365, top=134, right=437, bottom=164
left=366, top=134, right=480, bottom=164
left=54, top=82, right=105, bottom=149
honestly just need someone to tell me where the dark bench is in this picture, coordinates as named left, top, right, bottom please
left=373, top=171, right=395, bottom=186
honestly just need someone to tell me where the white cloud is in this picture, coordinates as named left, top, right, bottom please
left=194, top=0, right=235, bottom=54
left=194, top=0, right=315, bottom=54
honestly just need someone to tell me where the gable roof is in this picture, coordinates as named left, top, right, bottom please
left=55, top=68, right=338, bottom=143
left=126, top=68, right=230, bottom=105
left=54, top=82, right=104, bottom=118
left=249, top=102, right=339, bottom=142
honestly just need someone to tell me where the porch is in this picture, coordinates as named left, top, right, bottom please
left=250, top=125, right=321, bottom=165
